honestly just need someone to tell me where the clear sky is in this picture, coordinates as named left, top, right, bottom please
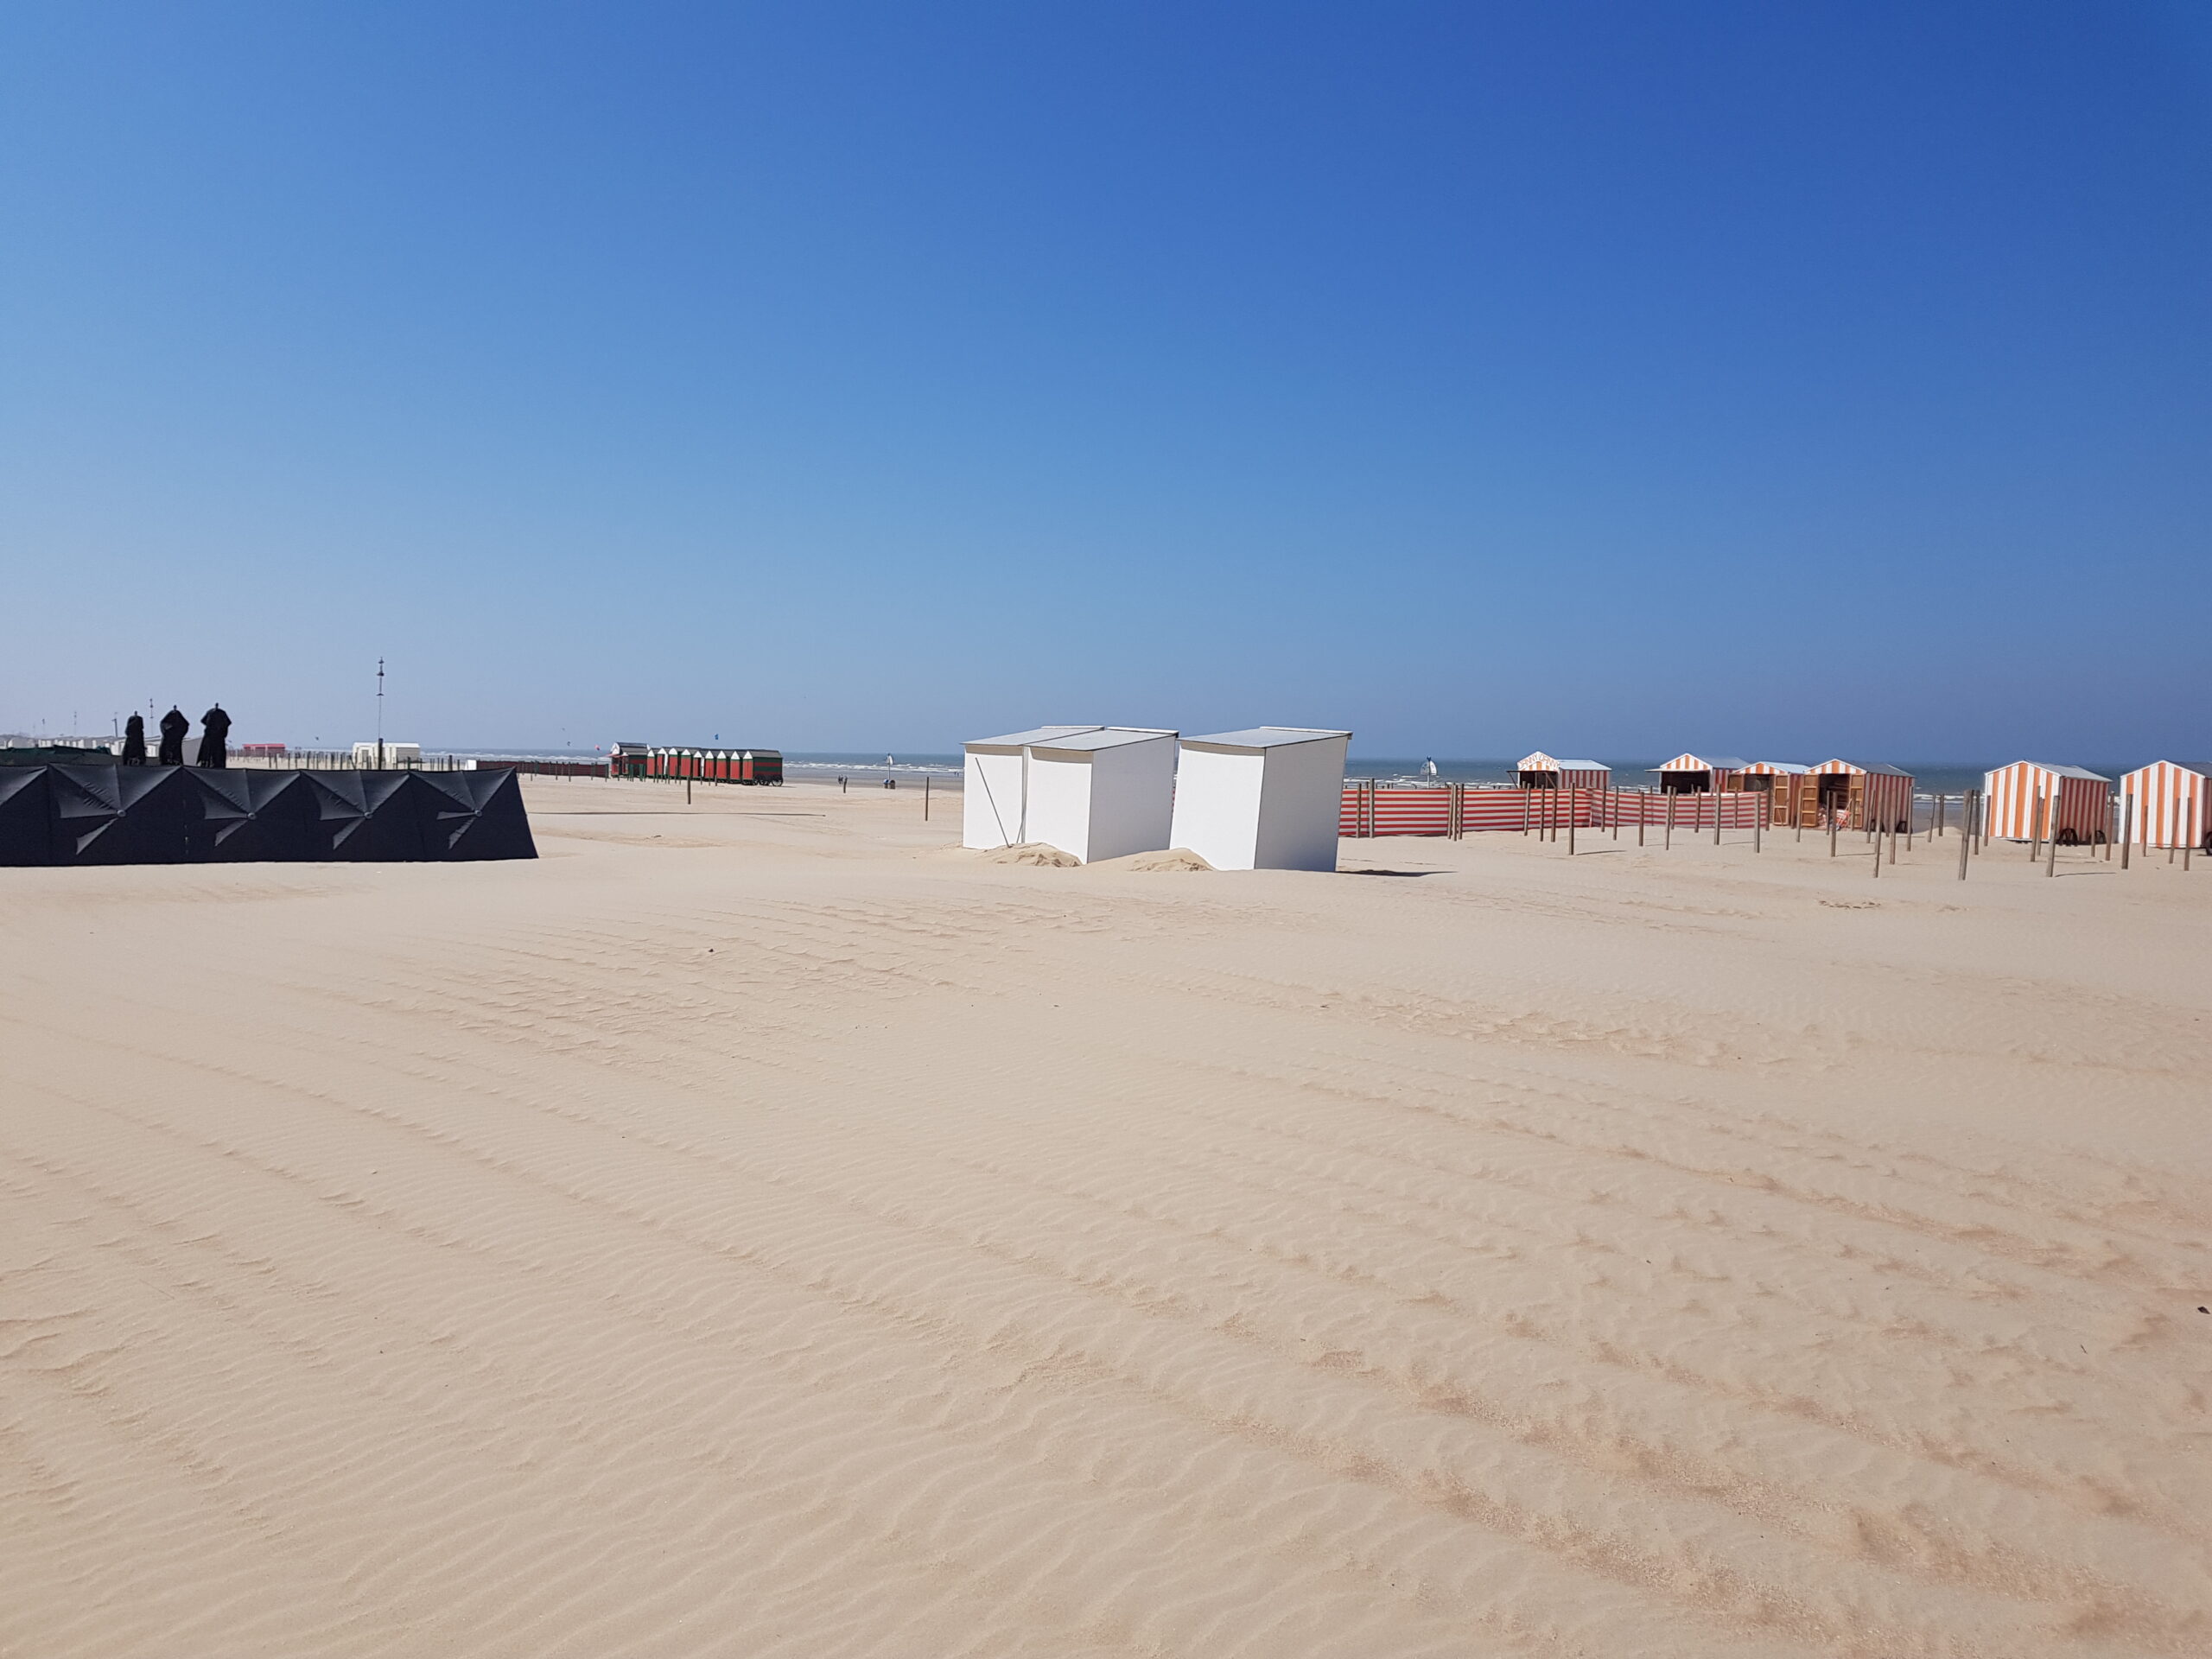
left=3, top=3, right=2207, bottom=758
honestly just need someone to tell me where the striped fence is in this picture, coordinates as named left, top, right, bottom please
left=1338, top=785, right=1767, bottom=838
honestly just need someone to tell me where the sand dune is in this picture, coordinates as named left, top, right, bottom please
left=3, top=777, right=2209, bottom=1656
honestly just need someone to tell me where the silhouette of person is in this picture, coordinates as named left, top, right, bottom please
left=157, top=706, right=190, bottom=766
left=199, top=704, right=232, bottom=769
left=121, top=713, right=147, bottom=766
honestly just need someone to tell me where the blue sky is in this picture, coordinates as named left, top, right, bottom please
left=3, top=3, right=2207, bottom=757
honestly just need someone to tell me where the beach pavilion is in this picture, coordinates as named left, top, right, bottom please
left=2117, top=761, right=2209, bottom=850
left=1168, top=728, right=1351, bottom=871
left=1516, top=753, right=1610, bottom=791
left=1805, top=760, right=1915, bottom=834
left=1984, top=761, right=2111, bottom=844
left=1653, top=753, right=1749, bottom=793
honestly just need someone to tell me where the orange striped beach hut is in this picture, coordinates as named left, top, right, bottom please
left=2118, top=761, right=2209, bottom=851
left=1736, top=760, right=1808, bottom=827
left=1983, top=761, right=2109, bottom=844
left=1653, top=753, right=1748, bottom=793
left=1516, top=753, right=1610, bottom=791
left=1806, top=760, right=1914, bottom=834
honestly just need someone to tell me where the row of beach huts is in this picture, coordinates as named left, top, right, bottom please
left=1506, top=752, right=2209, bottom=849
left=957, top=728, right=2210, bottom=869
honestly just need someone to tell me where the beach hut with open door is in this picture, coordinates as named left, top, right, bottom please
left=1170, top=728, right=1351, bottom=871
left=1738, top=760, right=1809, bottom=823
left=1516, top=753, right=1610, bottom=791
left=1653, top=753, right=1748, bottom=793
left=2118, top=761, right=2207, bottom=850
left=1801, top=760, right=1914, bottom=833
left=1984, top=761, right=2110, bottom=843
left=963, top=727, right=1103, bottom=849
left=1024, top=728, right=1178, bottom=863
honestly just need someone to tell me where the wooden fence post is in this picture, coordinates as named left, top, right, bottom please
left=2120, top=794, right=2133, bottom=869
left=1956, top=793, right=1972, bottom=880
left=1664, top=790, right=1675, bottom=850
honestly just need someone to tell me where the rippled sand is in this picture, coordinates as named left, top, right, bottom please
left=3, top=778, right=2209, bottom=1657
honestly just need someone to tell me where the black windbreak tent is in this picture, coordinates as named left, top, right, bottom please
left=0, top=766, right=536, bottom=867
left=0, top=767, right=54, bottom=864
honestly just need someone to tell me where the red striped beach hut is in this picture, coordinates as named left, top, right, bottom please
left=1516, top=753, right=1610, bottom=791
left=1653, top=753, right=1748, bottom=793
left=1984, top=761, right=2109, bottom=844
left=2118, top=761, right=2209, bottom=851
left=1807, top=760, right=1914, bottom=833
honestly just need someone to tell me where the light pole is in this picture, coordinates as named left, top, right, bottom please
left=376, top=658, right=385, bottom=770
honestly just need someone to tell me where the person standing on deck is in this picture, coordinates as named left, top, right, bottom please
left=120, top=713, right=146, bottom=766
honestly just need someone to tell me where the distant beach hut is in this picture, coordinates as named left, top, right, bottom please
left=1170, top=728, right=1351, bottom=872
left=2117, top=761, right=2209, bottom=850
left=1516, top=753, right=1610, bottom=791
left=963, top=726, right=1103, bottom=849
left=1806, top=760, right=1914, bottom=833
left=1984, top=761, right=2110, bottom=844
left=613, top=745, right=780, bottom=784
left=964, top=727, right=1177, bottom=862
left=1653, top=753, right=1749, bottom=793
left=351, top=741, right=423, bottom=768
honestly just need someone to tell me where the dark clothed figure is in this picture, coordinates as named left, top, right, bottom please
left=157, top=707, right=189, bottom=766
left=121, top=713, right=147, bottom=766
left=199, top=705, right=232, bottom=769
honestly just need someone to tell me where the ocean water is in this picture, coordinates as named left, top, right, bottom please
left=785, top=752, right=963, bottom=785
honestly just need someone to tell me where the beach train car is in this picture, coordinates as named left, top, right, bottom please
left=1786, top=760, right=1916, bottom=834
left=612, top=743, right=783, bottom=784
left=1983, top=761, right=2109, bottom=844
left=1516, top=753, right=1610, bottom=791
left=1653, top=753, right=1749, bottom=794
left=2117, top=761, right=2210, bottom=851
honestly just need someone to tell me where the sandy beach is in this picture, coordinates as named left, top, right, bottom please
left=3, top=774, right=2209, bottom=1658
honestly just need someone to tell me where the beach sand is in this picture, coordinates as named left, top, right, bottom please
left=3, top=776, right=2209, bottom=1657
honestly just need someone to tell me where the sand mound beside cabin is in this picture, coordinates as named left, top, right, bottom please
left=973, top=841, right=1082, bottom=867
left=1096, top=847, right=1215, bottom=872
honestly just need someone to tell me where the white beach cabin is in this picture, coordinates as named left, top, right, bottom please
left=1168, top=728, right=1352, bottom=872
left=351, top=741, right=423, bottom=768
left=963, top=726, right=1102, bottom=849
left=962, top=726, right=1178, bottom=862
left=1022, top=728, right=1178, bottom=863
